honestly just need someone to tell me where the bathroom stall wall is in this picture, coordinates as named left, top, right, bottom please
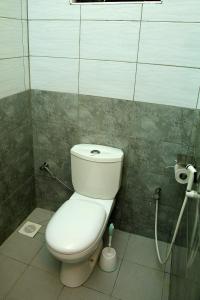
left=29, top=0, right=200, bottom=243
left=0, top=1, right=35, bottom=244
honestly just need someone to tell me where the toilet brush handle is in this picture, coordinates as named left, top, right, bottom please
left=108, top=236, right=112, bottom=248
left=108, top=223, right=114, bottom=247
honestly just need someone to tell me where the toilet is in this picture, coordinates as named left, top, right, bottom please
left=45, top=144, right=124, bottom=287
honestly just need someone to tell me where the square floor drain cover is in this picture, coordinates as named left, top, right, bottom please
left=18, top=221, right=42, bottom=238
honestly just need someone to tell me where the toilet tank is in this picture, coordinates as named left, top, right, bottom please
left=71, top=144, right=124, bottom=199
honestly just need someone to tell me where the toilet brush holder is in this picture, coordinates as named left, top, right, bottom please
left=99, top=247, right=117, bottom=272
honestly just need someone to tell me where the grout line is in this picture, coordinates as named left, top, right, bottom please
left=0, top=16, right=27, bottom=21
left=57, top=286, right=65, bottom=299
left=26, top=0, right=32, bottom=90
left=27, top=18, right=200, bottom=24
left=132, top=4, right=143, bottom=101
left=28, top=55, right=200, bottom=70
left=77, top=6, right=82, bottom=142
left=110, top=234, right=131, bottom=296
left=20, top=0, right=27, bottom=92
left=78, top=6, right=82, bottom=95
left=0, top=56, right=28, bottom=61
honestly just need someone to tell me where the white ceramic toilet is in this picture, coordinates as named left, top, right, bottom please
left=45, top=144, right=123, bottom=287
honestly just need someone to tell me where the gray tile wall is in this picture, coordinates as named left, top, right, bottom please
left=31, top=89, right=198, bottom=244
left=0, top=91, right=36, bottom=244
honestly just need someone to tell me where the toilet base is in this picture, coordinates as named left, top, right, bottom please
left=60, top=239, right=103, bottom=287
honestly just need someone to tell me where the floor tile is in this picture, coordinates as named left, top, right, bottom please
left=25, top=207, right=54, bottom=234
left=0, top=254, right=27, bottom=298
left=124, top=234, right=168, bottom=271
left=59, top=286, right=113, bottom=300
left=84, top=260, right=121, bottom=295
left=162, top=273, right=170, bottom=300
left=104, top=229, right=130, bottom=259
left=113, top=259, right=164, bottom=300
left=6, top=265, right=63, bottom=300
left=0, top=231, right=44, bottom=264
left=31, top=244, right=60, bottom=277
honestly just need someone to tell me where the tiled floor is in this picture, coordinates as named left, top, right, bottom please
left=0, top=208, right=170, bottom=300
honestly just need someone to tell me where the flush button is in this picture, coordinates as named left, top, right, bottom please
left=91, top=149, right=100, bottom=154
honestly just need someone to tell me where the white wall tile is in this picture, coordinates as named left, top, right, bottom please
left=0, top=0, right=21, bottom=19
left=143, top=0, right=200, bottom=22
left=29, top=21, right=79, bottom=58
left=22, top=0, right=28, bottom=19
left=81, top=4, right=142, bottom=20
left=0, top=58, right=27, bottom=99
left=28, top=0, right=80, bottom=20
left=0, top=19, right=24, bottom=58
left=79, top=59, right=136, bottom=100
left=138, top=22, right=200, bottom=68
left=135, top=64, right=200, bottom=108
left=22, top=21, right=28, bottom=56
left=23, top=57, right=30, bottom=90
left=30, top=57, right=79, bottom=93
left=81, top=21, right=140, bottom=62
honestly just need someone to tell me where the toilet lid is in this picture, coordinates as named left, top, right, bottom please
left=46, top=199, right=106, bottom=254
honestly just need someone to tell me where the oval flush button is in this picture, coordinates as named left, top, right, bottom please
left=90, top=149, right=100, bottom=154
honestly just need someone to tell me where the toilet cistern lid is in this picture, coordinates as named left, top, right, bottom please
left=71, top=144, right=124, bottom=163
left=45, top=199, right=106, bottom=254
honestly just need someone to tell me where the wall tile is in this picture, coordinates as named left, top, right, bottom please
left=0, top=19, right=24, bottom=58
left=127, top=137, right=190, bottom=176
left=135, top=64, right=200, bottom=108
left=81, top=21, right=140, bottom=62
left=29, top=21, right=79, bottom=58
left=22, top=21, right=28, bottom=56
left=31, top=90, right=78, bottom=125
left=139, top=22, right=200, bottom=68
left=21, top=0, right=27, bottom=19
left=81, top=4, right=142, bottom=20
left=30, top=57, right=79, bottom=93
left=143, top=0, right=200, bottom=22
left=35, top=176, right=71, bottom=211
left=79, top=94, right=134, bottom=137
left=0, top=91, right=30, bottom=130
left=0, top=0, right=22, bottom=19
left=28, top=0, right=80, bottom=20
left=23, top=57, right=30, bottom=90
left=0, top=177, right=35, bottom=243
left=132, top=101, right=198, bottom=146
left=0, top=58, right=27, bottom=99
left=79, top=59, right=136, bottom=100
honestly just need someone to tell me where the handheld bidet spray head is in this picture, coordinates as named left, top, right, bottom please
left=186, top=164, right=197, bottom=192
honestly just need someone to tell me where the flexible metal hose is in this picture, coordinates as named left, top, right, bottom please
left=155, top=195, right=188, bottom=264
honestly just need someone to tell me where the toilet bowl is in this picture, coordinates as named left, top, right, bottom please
left=45, top=144, right=123, bottom=287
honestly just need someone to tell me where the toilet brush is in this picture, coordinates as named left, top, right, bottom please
left=99, top=223, right=117, bottom=272
left=108, top=223, right=114, bottom=248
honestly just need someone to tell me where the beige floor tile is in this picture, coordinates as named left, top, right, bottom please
left=113, top=259, right=164, bottom=300
left=162, top=273, right=170, bottom=300
left=59, top=286, right=113, bottom=300
left=0, top=231, right=44, bottom=264
left=124, top=234, right=168, bottom=271
left=0, top=254, right=27, bottom=298
left=25, top=207, right=54, bottom=234
left=84, top=260, right=121, bottom=295
left=31, top=244, right=60, bottom=277
left=6, top=265, right=63, bottom=300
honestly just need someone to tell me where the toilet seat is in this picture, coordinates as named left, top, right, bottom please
left=46, top=195, right=107, bottom=255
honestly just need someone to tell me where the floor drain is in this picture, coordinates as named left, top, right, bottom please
left=18, top=221, right=42, bottom=238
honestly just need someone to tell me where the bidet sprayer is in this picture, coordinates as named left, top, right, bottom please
left=186, top=164, right=197, bottom=192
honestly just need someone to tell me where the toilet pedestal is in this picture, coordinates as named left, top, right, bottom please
left=60, top=239, right=103, bottom=287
